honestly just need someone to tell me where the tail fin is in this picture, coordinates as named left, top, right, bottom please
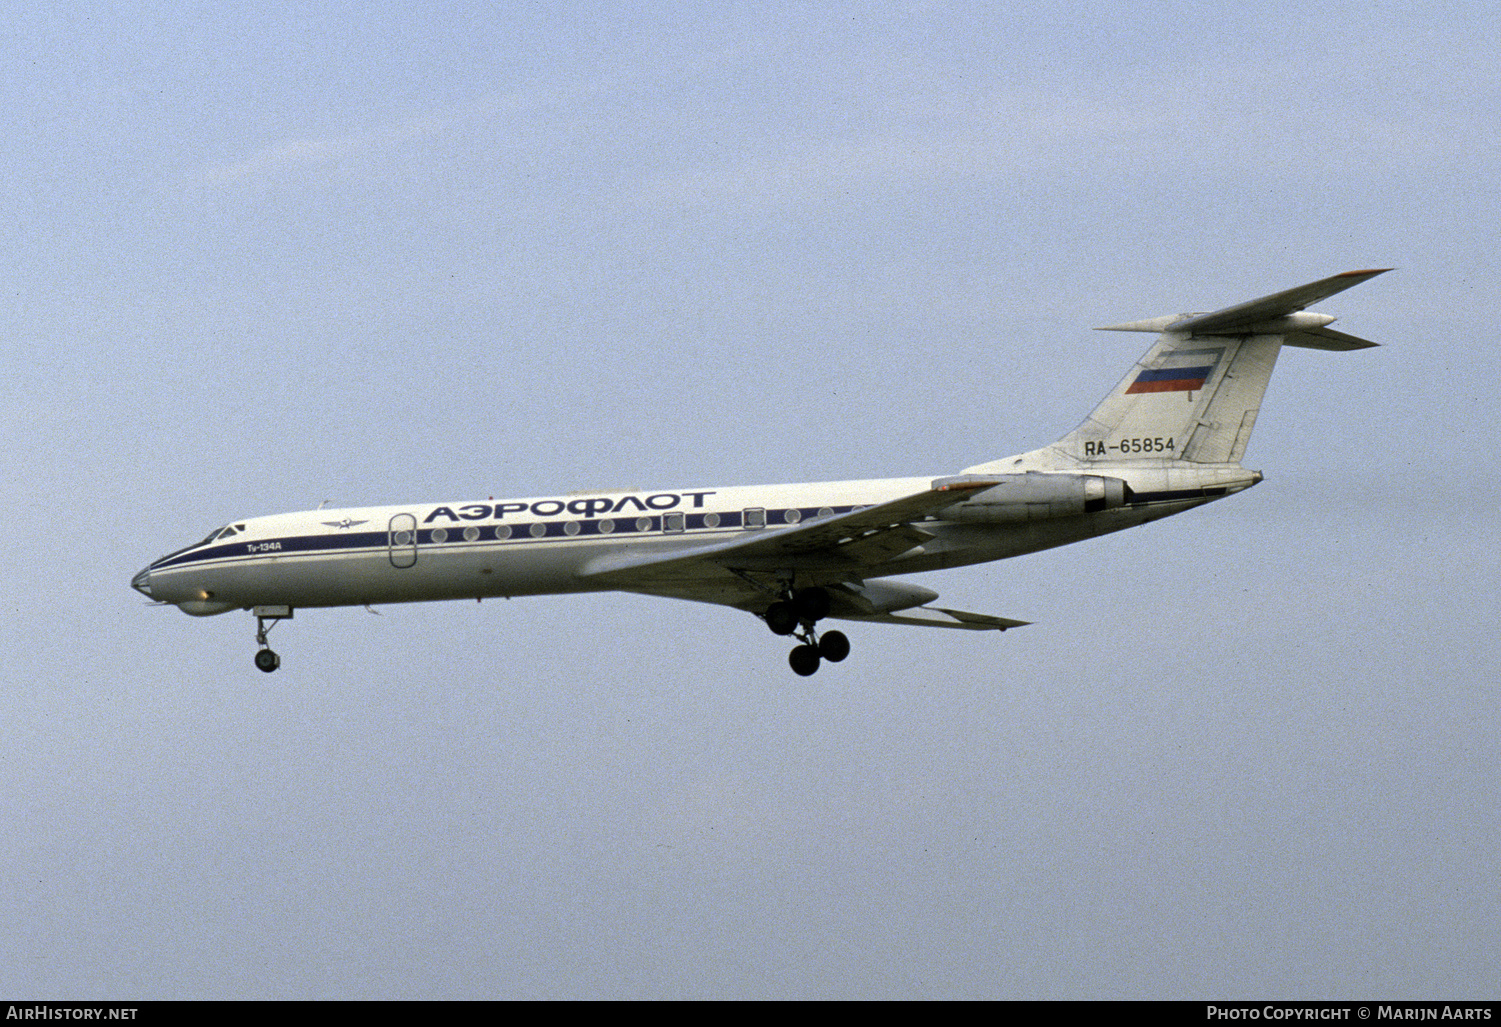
left=975, top=269, right=1389, bottom=472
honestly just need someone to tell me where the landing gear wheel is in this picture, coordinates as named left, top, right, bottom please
left=789, top=644, right=821, bottom=677
left=793, top=587, right=832, bottom=622
left=251, top=606, right=292, bottom=673
left=818, top=630, right=850, bottom=663
left=765, top=601, right=800, bottom=636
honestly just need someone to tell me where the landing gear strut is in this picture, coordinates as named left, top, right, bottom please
left=761, top=587, right=849, bottom=676
left=252, top=605, right=293, bottom=673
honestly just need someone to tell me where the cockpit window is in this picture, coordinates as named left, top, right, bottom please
left=196, top=525, right=239, bottom=546
left=157, top=524, right=241, bottom=564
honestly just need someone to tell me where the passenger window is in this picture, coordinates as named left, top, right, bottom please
left=744, top=508, right=766, bottom=529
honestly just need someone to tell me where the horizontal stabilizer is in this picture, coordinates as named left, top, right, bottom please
left=1282, top=326, right=1379, bottom=351
left=1097, top=268, right=1390, bottom=340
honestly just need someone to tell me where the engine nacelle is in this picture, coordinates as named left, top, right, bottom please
left=945, top=472, right=1128, bottom=523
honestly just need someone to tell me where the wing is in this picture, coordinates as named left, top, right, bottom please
left=578, top=476, right=1029, bottom=630
left=578, top=476, right=994, bottom=581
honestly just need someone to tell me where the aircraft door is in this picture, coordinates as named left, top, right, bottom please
left=388, top=513, right=418, bottom=568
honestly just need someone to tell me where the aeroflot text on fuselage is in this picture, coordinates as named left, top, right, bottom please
left=422, top=491, right=719, bottom=524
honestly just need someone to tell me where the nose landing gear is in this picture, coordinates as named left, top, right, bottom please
left=762, top=587, right=849, bottom=676
left=252, top=606, right=293, bottom=673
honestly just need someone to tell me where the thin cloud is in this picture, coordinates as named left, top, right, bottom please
left=185, top=118, right=440, bottom=187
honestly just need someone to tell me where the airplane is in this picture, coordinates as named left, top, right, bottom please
left=132, top=269, right=1389, bottom=676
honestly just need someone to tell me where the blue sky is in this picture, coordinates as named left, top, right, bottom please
left=4, top=1, right=1498, bottom=999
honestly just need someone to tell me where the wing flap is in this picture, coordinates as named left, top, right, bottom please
left=844, top=606, right=1031, bottom=631
left=833, top=523, right=935, bottom=564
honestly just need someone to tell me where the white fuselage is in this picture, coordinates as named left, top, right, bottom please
left=132, top=463, right=1258, bottom=619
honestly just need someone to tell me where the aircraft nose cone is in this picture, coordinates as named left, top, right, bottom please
left=131, top=566, right=153, bottom=598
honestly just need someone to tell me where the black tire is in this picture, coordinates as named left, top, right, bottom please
left=793, top=587, right=831, bottom=622
left=818, top=630, right=850, bottom=663
left=788, top=644, right=821, bottom=677
left=254, top=649, right=281, bottom=673
left=765, top=601, right=799, bottom=636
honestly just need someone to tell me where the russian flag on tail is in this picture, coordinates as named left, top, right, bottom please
left=1125, top=348, right=1223, bottom=395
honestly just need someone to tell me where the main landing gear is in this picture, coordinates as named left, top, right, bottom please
left=762, top=587, right=849, bottom=677
left=252, top=605, right=292, bottom=673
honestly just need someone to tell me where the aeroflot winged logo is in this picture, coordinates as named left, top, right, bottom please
left=1126, top=348, right=1224, bottom=394
left=322, top=518, right=369, bottom=529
